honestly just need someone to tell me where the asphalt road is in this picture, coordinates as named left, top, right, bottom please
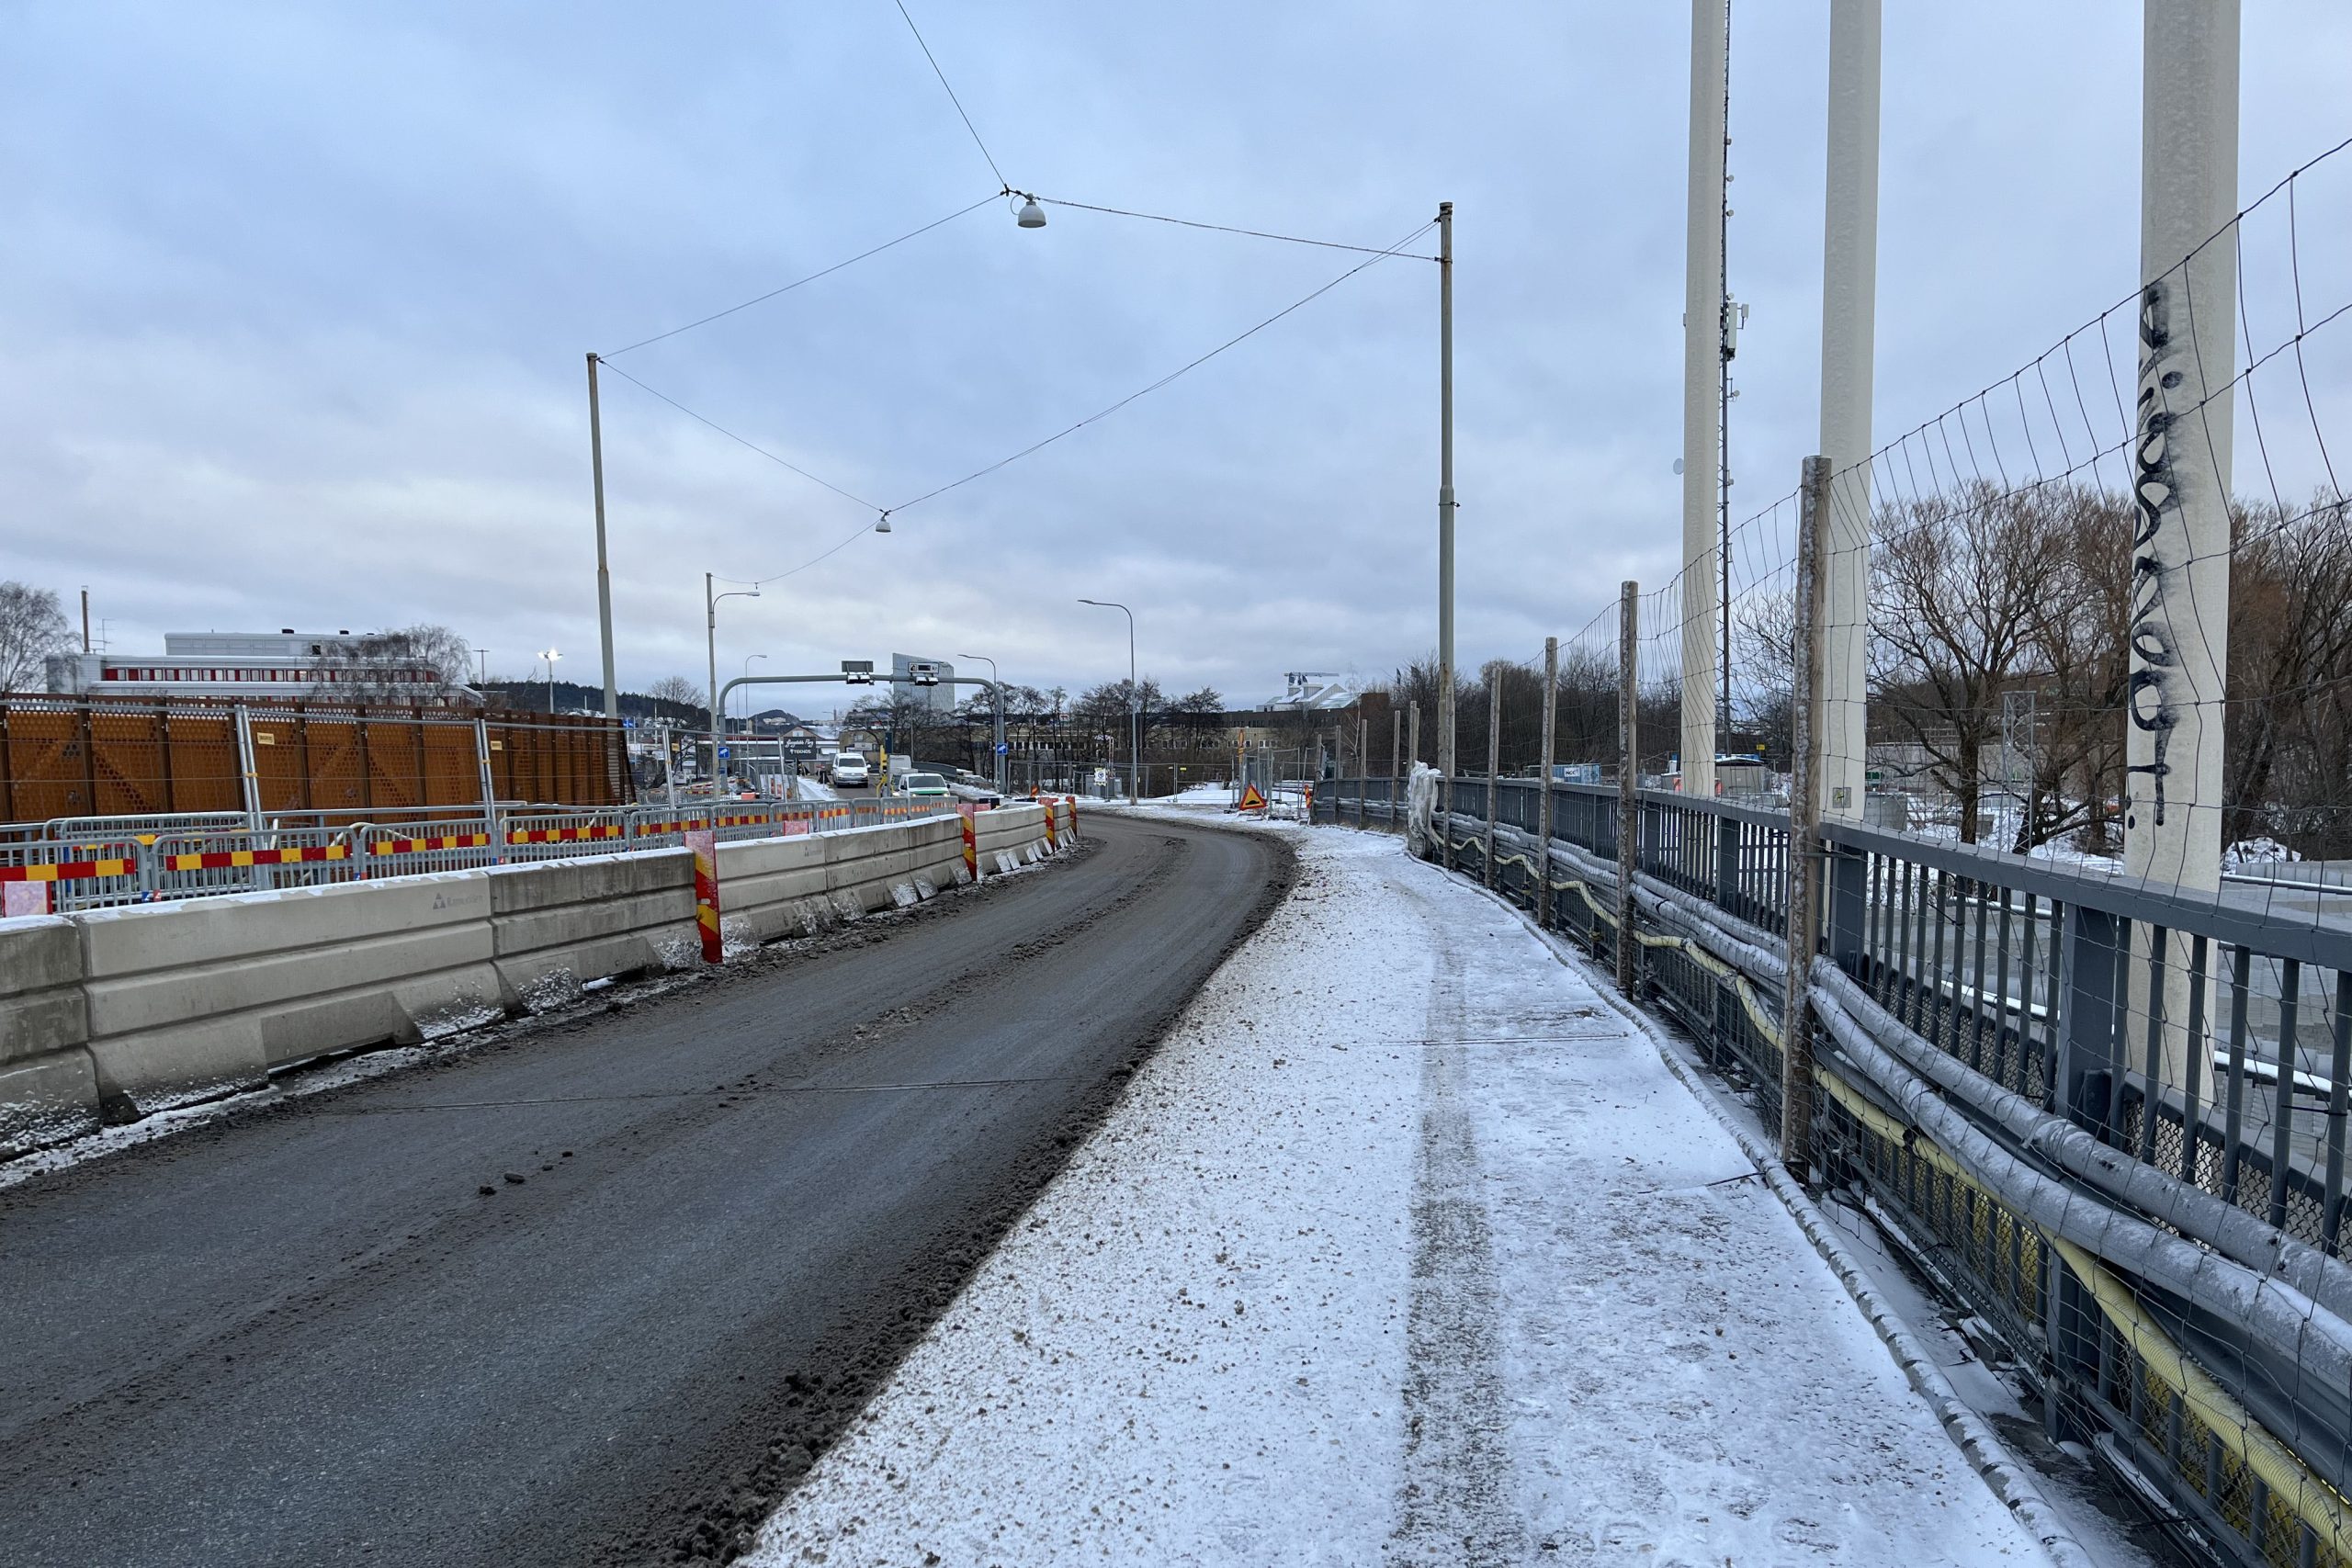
left=0, top=813, right=1293, bottom=1568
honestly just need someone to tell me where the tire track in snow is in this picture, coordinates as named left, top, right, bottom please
left=1390, top=917, right=1526, bottom=1566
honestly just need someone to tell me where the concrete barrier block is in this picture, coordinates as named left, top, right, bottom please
left=86, top=1014, right=268, bottom=1117
left=487, top=849, right=691, bottom=914
left=1, top=917, right=87, bottom=1069
left=492, top=887, right=695, bottom=959
left=85, top=922, right=495, bottom=1038
left=1, top=915, right=82, bottom=994
left=496, top=935, right=671, bottom=1013
left=77, top=873, right=492, bottom=979
left=0, top=1047, right=102, bottom=1156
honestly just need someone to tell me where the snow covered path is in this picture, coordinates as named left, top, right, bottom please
left=748, top=825, right=2047, bottom=1566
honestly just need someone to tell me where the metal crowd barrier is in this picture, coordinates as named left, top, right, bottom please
left=0, top=797, right=960, bottom=913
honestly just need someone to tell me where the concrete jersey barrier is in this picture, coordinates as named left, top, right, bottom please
left=0, top=805, right=1067, bottom=1156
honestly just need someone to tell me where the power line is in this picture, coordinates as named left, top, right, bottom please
left=593, top=359, right=882, bottom=512
left=892, top=0, right=1009, bottom=193
left=883, top=218, right=1440, bottom=519
left=601, top=192, right=1000, bottom=358
left=1033, top=195, right=1443, bottom=262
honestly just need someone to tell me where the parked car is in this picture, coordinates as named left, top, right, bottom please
left=831, top=751, right=870, bottom=787
left=900, top=771, right=950, bottom=800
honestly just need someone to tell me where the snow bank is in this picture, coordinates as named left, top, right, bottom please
left=746, top=826, right=2051, bottom=1565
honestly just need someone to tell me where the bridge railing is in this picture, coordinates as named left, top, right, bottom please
left=1322, top=773, right=2352, bottom=1568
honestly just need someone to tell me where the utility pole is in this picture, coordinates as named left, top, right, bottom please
left=1817, top=0, right=1880, bottom=823
left=1679, top=0, right=1726, bottom=802
left=1616, top=581, right=1640, bottom=997
left=1435, top=198, right=1457, bottom=809
left=80, top=588, right=90, bottom=654
left=1781, top=457, right=1831, bottom=1179
left=1537, top=636, right=1557, bottom=928
left=585, top=353, right=618, bottom=719
left=2131, top=0, right=2239, bottom=1088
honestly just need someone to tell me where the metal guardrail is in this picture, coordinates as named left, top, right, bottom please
left=1322, top=773, right=2352, bottom=1568
left=0, top=797, right=957, bottom=912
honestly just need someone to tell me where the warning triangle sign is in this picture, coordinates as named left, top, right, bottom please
left=1237, top=784, right=1268, bottom=812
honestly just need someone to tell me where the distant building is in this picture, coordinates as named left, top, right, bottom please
left=891, top=652, right=956, bottom=715
left=44, top=630, right=467, bottom=704
left=1262, top=671, right=1360, bottom=712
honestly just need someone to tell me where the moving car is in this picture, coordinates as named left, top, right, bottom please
left=831, top=750, right=870, bottom=787
left=900, top=772, right=950, bottom=800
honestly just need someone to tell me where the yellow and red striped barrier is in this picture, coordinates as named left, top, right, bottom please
left=685, top=828, right=720, bottom=964
left=504, top=823, right=625, bottom=846
left=1, top=857, right=136, bottom=884
left=164, top=844, right=347, bottom=872
left=368, top=833, right=490, bottom=856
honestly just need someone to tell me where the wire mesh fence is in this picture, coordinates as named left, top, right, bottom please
left=1317, top=134, right=2352, bottom=1568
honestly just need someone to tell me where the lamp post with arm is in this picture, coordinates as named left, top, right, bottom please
left=958, top=651, right=1006, bottom=795
left=705, top=575, right=760, bottom=796
left=1078, top=599, right=1137, bottom=803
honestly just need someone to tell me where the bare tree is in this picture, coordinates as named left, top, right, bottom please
left=0, top=581, right=75, bottom=692
left=1869, top=483, right=2063, bottom=843
left=647, top=674, right=707, bottom=725
left=305, top=625, right=475, bottom=705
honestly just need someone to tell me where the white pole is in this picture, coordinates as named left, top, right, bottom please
left=1436, top=201, right=1456, bottom=791
left=585, top=354, right=619, bottom=720
left=1679, top=0, right=1725, bottom=802
left=1817, top=0, right=1879, bottom=823
left=2130, top=0, right=2236, bottom=893
left=2132, top=0, right=2238, bottom=1089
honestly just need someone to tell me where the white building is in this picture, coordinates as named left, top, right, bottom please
left=44, top=631, right=465, bottom=703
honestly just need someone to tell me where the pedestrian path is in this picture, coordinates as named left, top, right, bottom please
left=748, top=825, right=2050, bottom=1566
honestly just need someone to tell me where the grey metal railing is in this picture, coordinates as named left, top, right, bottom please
left=1323, top=773, right=2352, bottom=1568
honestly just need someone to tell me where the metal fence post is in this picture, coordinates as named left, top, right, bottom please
left=1825, top=839, right=1869, bottom=976
left=232, top=705, right=273, bottom=891
left=1715, top=812, right=1741, bottom=919
left=2059, top=905, right=2126, bottom=1141
left=1616, top=581, right=1639, bottom=998
left=1536, top=636, right=1557, bottom=928
left=1483, top=667, right=1501, bottom=889
left=473, top=716, right=502, bottom=858
left=1781, top=456, right=1831, bottom=1181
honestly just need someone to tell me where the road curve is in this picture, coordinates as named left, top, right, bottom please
left=0, top=813, right=1294, bottom=1568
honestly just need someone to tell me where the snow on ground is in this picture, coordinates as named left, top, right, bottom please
left=748, top=825, right=2050, bottom=1566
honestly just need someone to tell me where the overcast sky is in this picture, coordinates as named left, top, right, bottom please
left=6, top=2, right=2347, bottom=709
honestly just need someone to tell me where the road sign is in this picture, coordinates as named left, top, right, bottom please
left=909, top=660, right=940, bottom=686
left=717, top=745, right=731, bottom=760
left=994, top=742, right=1009, bottom=755
left=622, top=718, right=636, bottom=729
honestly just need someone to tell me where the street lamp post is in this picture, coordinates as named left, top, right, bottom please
left=1078, top=599, right=1137, bottom=803
left=741, top=654, right=768, bottom=735
left=958, top=652, right=1006, bottom=794
left=705, top=574, right=761, bottom=796
left=538, top=648, right=560, bottom=715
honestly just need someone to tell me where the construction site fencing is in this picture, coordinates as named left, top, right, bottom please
left=0, top=695, right=628, bottom=822
left=1319, top=773, right=2352, bottom=1568
left=0, top=797, right=956, bottom=913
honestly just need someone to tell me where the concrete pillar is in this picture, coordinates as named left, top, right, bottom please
left=2131, top=0, right=2238, bottom=1085
left=1679, top=0, right=1727, bottom=802
left=1817, top=0, right=1879, bottom=822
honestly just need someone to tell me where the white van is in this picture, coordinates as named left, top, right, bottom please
left=831, top=750, right=870, bottom=787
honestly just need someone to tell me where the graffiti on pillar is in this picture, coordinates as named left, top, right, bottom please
left=2126, top=278, right=2188, bottom=832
